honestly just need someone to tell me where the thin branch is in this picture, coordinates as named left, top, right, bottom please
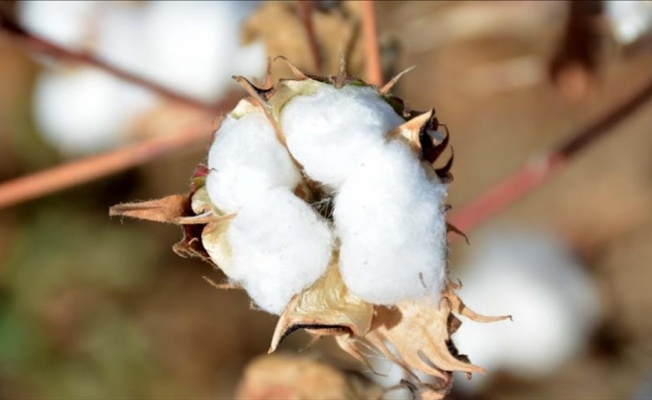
left=0, top=11, right=221, bottom=114
left=0, top=120, right=213, bottom=209
left=448, top=71, right=652, bottom=234
left=298, top=0, right=323, bottom=74
left=360, top=0, right=383, bottom=86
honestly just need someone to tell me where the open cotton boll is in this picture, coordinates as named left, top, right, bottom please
left=140, top=1, right=265, bottom=102
left=606, top=0, right=652, bottom=45
left=334, top=141, right=448, bottom=305
left=18, top=1, right=100, bottom=50
left=452, top=229, right=601, bottom=391
left=33, top=69, right=156, bottom=156
left=206, top=111, right=301, bottom=214
left=226, top=188, right=333, bottom=314
left=281, top=84, right=405, bottom=189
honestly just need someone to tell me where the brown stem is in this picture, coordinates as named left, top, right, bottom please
left=360, top=0, right=383, bottom=86
left=0, top=11, right=222, bottom=114
left=449, top=71, right=652, bottom=234
left=297, top=0, right=323, bottom=74
left=0, top=121, right=213, bottom=209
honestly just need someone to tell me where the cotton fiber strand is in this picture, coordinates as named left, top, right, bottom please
left=226, top=189, right=333, bottom=314
left=281, top=84, right=404, bottom=189
left=206, top=111, right=301, bottom=214
left=334, top=141, right=448, bottom=305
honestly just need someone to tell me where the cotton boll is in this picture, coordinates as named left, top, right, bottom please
left=141, top=1, right=265, bottom=102
left=334, top=141, right=448, bottom=305
left=205, top=111, right=301, bottom=214
left=226, top=188, right=333, bottom=314
left=452, top=229, right=601, bottom=391
left=606, top=1, right=652, bottom=46
left=281, top=84, right=405, bottom=189
left=33, top=68, right=156, bottom=156
left=94, top=4, right=151, bottom=78
left=18, top=1, right=100, bottom=50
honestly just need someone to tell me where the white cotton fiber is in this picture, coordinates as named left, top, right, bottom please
left=334, top=141, right=448, bottom=305
left=140, top=1, right=265, bottom=102
left=452, top=229, right=601, bottom=391
left=281, top=84, right=405, bottom=189
left=206, top=111, right=301, bottom=214
left=18, top=1, right=99, bottom=50
left=33, top=69, right=155, bottom=156
left=226, top=188, right=333, bottom=314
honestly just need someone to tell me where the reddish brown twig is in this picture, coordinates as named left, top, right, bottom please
left=298, top=0, right=323, bottom=74
left=0, top=121, right=213, bottom=209
left=449, top=70, right=652, bottom=234
left=0, top=11, right=222, bottom=114
left=360, top=1, right=383, bottom=86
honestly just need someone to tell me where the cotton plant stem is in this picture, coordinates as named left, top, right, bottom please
left=0, top=122, right=212, bottom=209
left=360, top=0, right=383, bottom=86
left=298, top=0, right=323, bottom=74
left=0, top=11, right=222, bottom=114
left=449, top=71, right=652, bottom=234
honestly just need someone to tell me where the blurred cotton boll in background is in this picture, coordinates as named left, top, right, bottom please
left=18, top=0, right=266, bottom=156
left=606, top=0, right=652, bottom=47
left=451, top=229, right=602, bottom=392
left=33, top=69, right=155, bottom=155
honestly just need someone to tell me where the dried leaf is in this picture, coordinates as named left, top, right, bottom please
left=109, top=194, right=188, bottom=224
left=364, top=298, right=485, bottom=378
left=443, top=286, right=512, bottom=323
left=270, top=262, right=374, bottom=353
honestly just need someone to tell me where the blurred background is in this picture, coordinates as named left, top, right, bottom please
left=1, top=1, right=652, bottom=398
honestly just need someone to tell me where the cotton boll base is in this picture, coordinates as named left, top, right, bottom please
left=281, top=84, right=404, bottom=188
left=334, top=141, right=448, bottom=305
left=227, top=189, right=334, bottom=314
left=206, top=111, right=301, bottom=214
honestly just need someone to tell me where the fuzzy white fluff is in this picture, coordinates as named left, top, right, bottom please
left=206, top=111, right=301, bottom=214
left=334, top=141, right=448, bottom=305
left=140, top=1, right=265, bottom=102
left=18, top=1, right=99, bottom=50
left=33, top=69, right=155, bottom=155
left=281, top=84, right=404, bottom=189
left=226, top=188, right=333, bottom=314
left=606, top=1, right=652, bottom=45
left=20, top=1, right=266, bottom=155
left=452, top=229, right=601, bottom=391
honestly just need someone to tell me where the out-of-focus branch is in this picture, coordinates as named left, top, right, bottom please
left=0, top=120, right=215, bottom=210
left=449, top=70, right=652, bottom=234
left=298, top=0, right=323, bottom=74
left=0, top=10, right=222, bottom=114
left=360, top=1, right=383, bottom=86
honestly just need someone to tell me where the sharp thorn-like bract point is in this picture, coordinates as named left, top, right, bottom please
left=202, top=276, right=241, bottom=290
left=274, top=55, right=308, bottom=80
left=447, top=222, right=469, bottom=244
left=380, top=65, right=417, bottom=94
left=263, top=57, right=273, bottom=90
left=388, top=110, right=435, bottom=151
left=109, top=194, right=188, bottom=224
left=232, top=75, right=274, bottom=101
left=334, top=49, right=348, bottom=89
